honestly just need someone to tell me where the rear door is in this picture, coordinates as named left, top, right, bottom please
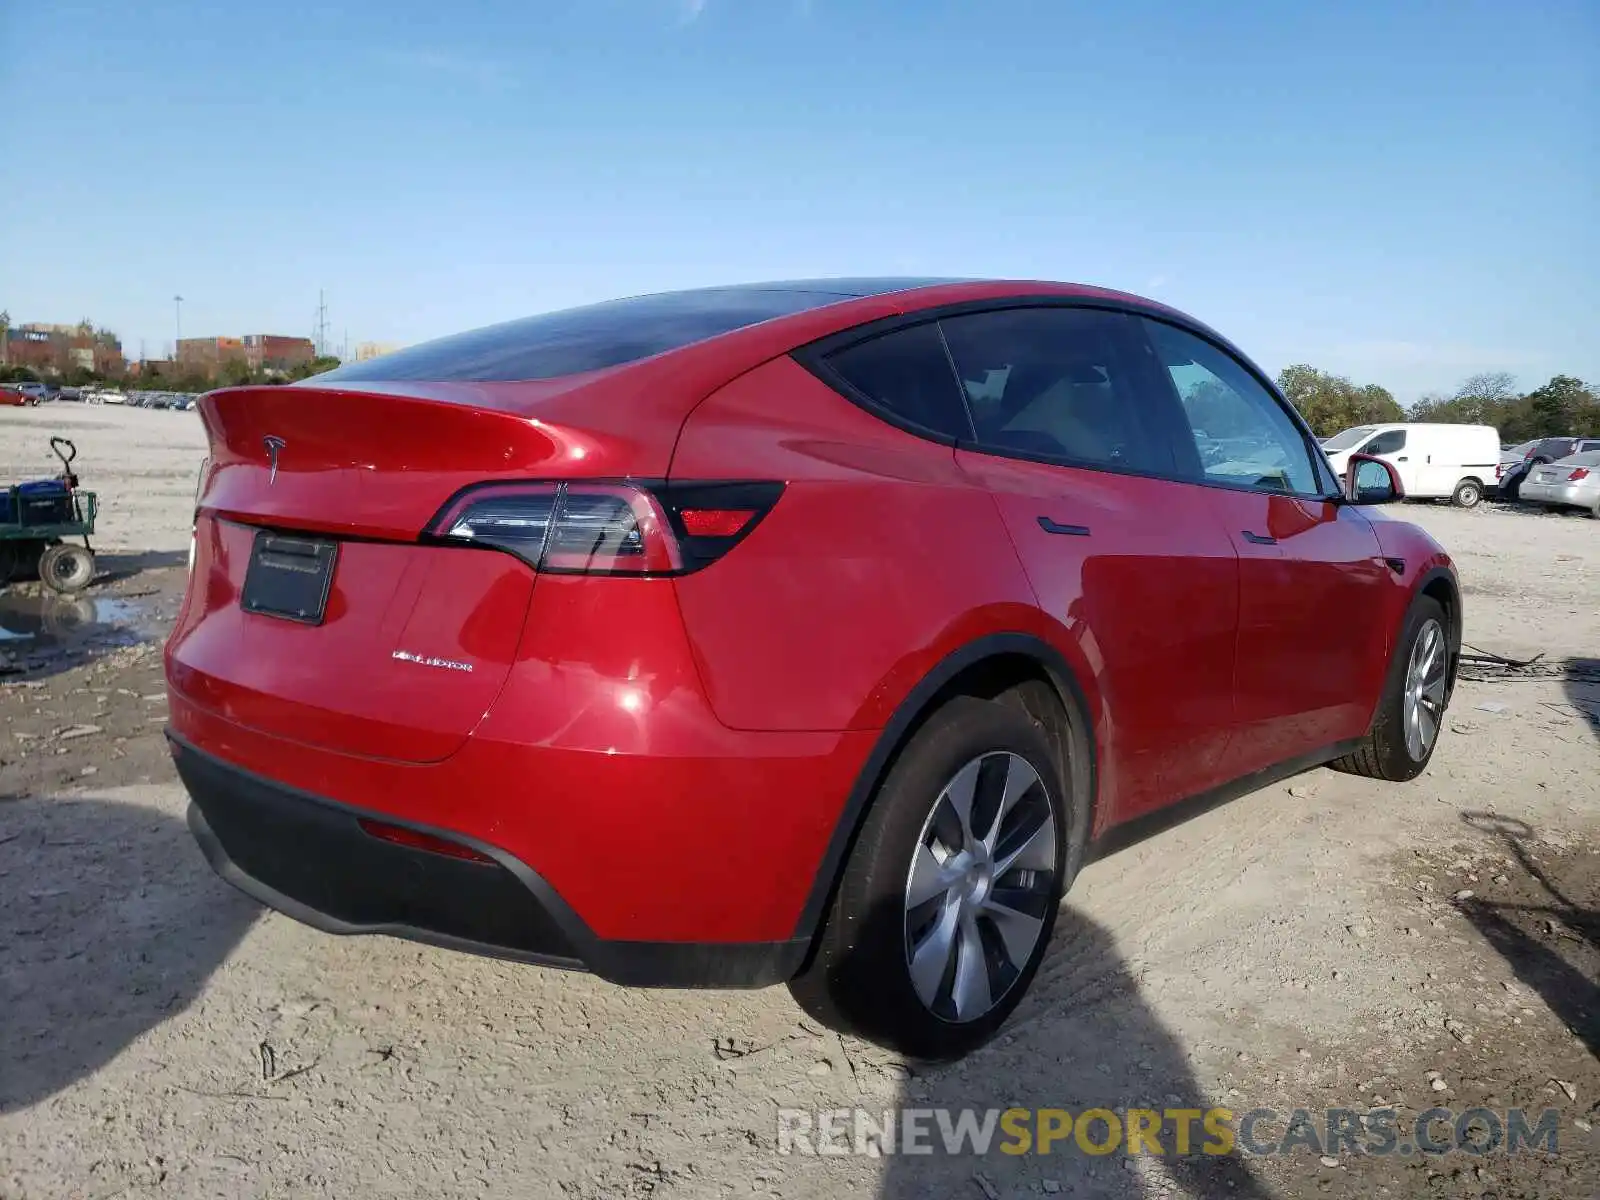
left=941, top=306, right=1241, bottom=823
left=1136, top=317, right=1394, bottom=775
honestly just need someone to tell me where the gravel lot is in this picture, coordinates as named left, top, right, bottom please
left=2, top=402, right=1596, bottom=1199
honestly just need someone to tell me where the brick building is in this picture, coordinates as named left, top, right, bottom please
left=1, top=323, right=124, bottom=376
left=177, top=336, right=247, bottom=373
left=244, top=334, right=316, bottom=371
left=176, top=333, right=316, bottom=379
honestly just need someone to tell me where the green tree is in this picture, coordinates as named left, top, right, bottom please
left=288, top=355, right=342, bottom=381
left=1276, top=364, right=1403, bottom=437
left=218, top=357, right=257, bottom=388
left=1524, top=375, right=1598, bottom=438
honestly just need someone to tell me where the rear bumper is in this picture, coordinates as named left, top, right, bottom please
left=1519, top=480, right=1596, bottom=508
left=172, top=731, right=810, bottom=987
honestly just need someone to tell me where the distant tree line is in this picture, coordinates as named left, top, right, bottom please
left=135, top=356, right=345, bottom=392
left=1273, top=365, right=1598, bottom=443
left=1404, top=372, right=1599, bottom=444
left=0, top=356, right=343, bottom=391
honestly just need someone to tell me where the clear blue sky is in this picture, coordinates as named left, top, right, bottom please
left=3, top=0, right=1595, bottom=401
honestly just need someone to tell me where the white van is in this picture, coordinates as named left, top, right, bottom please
left=1320, top=422, right=1500, bottom=507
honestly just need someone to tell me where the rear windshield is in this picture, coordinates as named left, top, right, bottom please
left=1559, top=450, right=1600, bottom=466
left=313, top=287, right=859, bottom=384
left=1321, top=426, right=1378, bottom=451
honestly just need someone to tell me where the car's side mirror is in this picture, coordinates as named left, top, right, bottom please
left=1344, top=453, right=1403, bottom=505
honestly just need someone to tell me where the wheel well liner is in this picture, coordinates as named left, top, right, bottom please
left=1416, top=566, right=1462, bottom=703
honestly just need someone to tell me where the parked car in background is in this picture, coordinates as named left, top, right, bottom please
left=0, top=386, right=30, bottom=407
left=166, top=276, right=1462, bottom=1060
left=1517, top=451, right=1600, bottom=517
left=1493, top=441, right=1537, bottom=494
left=3, top=382, right=46, bottom=406
left=1320, top=422, right=1500, bottom=507
left=1498, top=436, right=1600, bottom=501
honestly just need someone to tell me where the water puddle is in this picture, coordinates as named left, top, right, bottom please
left=0, top=593, right=146, bottom=646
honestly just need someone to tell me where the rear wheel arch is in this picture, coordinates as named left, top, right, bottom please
left=789, top=633, right=1099, bottom=959
left=1415, top=567, right=1463, bottom=700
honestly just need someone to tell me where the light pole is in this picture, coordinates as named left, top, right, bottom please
left=174, top=295, right=183, bottom=360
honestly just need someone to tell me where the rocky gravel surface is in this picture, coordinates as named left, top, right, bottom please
left=1, top=403, right=1596, bottom=1198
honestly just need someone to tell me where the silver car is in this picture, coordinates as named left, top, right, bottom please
left=1518, top=450, right=1600, bottom=516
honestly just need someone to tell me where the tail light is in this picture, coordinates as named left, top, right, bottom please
left=1570, top=468, right=1591, bottom=481
left=1495, top=463, right=1504, bottom=481
left=425, top=480, right=784, bottom=576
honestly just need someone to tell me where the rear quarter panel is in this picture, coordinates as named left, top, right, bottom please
left=667, top=356, right=1098, bottom=734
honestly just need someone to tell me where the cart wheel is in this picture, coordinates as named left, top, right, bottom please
left=39, top=543, right=96, bottom=593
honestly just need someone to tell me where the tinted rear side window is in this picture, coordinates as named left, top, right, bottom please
left=940, top=306, right=1170, bottom=474
left=315, top=288, right=856, bottom=383
left=821, top=322, right=972, bottom=440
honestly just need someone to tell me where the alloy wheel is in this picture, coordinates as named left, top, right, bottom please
left=903, top=751, right=1058, bottom=1023
left=1402, top=618, right=1447, bottom=761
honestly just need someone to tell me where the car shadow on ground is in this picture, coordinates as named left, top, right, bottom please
left=1563, top=657, right=1600, bottom=742
left=853, top=903, right=1275, bottom=1199
left=90, top=548, right=188, bottom=587
left=0, top=794, right=259, bottom=1112
left=1454, top=811, right=1599, bottom=1060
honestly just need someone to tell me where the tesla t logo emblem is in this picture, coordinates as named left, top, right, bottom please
left=263, top=435, right=286, bottom=484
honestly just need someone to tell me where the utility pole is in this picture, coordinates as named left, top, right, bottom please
left=174, top=295, right=184, bottom=355
left=314, top=290, right=329, bottom=358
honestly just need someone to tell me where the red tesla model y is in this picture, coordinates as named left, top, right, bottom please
left=165, top=278, right=1459, bottom=1059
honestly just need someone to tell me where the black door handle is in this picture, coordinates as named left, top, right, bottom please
left=1241, top=530, right=1277, bottom=545
left=1038, top=516, right=1090, bottom=537
left=1397, top=456, right=1409, bottom=462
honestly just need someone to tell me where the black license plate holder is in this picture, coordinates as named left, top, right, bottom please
left=240, top=530, right=338, bottom=625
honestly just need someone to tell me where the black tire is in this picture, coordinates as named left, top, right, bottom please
left=1450, top=479, right=1483, bottom=508
left=38, top=543, right=95, bottom=593
left=788, top=695, right=1078, bottom=1060
left=1328, top=596, right=1449, bottom=782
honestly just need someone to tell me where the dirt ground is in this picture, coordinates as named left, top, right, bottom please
left=2, top=402, right=1596, bottom=1200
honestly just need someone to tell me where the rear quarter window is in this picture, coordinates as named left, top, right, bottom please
left=818, top=322, right=973, bottom=441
